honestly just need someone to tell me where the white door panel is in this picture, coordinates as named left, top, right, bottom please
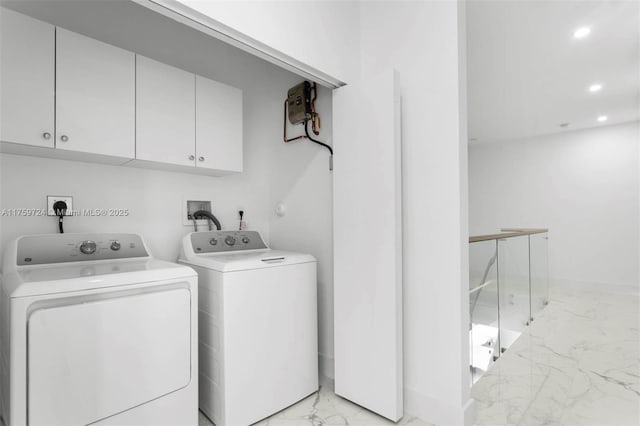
left=332, top=69, right=403, bottom=421
left=0, top=8, right=54, bottom=147
left=56, top=28, right=135, bottom=158
left=28, top=288, right=191, bottom=425
left=195, top=75, right=243, bottom=172
left=136, top=55, right=196, bottom=166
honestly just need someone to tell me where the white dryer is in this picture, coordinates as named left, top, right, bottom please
left=179, top=230, right=318, bottom=426
left=0, top=233, right=198, bottom=426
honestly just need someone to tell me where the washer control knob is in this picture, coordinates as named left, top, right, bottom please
left=209, top=238, right=218, bottom=246
left=110, top=241, right=121, bottom=251
left=80, top=240, right=97, bottom=255
left=224, top=236, right=236, bottom=246
left=242, top=236, right=250, bottom=244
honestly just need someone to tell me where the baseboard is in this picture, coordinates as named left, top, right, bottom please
left=318, top=353, right=334, bottom=390
left=405, top=386, right=475, bottom=426
left=463, top=397, right=476, bottom=426
left=552, top=278, right=639, bottom=295
left=323, top=355, right=476, bottom=425
left=319, top=374, right=335, bottom=391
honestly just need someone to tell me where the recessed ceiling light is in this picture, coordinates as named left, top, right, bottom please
left=597, top=115, right=608, bottom=122
left=588, top=83, right=602, bottom=92
left=574, top=27, right=591, bottom=39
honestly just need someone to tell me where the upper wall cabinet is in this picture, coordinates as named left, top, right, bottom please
left=0, top=8, right=243, bottom=176
left=135, top=57, right=243, bottom=175
left=0, top=8, right=55, bottom=148
left=136, top=56, right=196, bottom=168
left=196, top=76, right=243, bottom=173
left=56, top=29, right=135, bottom=159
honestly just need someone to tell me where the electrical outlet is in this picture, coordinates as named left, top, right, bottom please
left=47, top=196, right=73, bottom=216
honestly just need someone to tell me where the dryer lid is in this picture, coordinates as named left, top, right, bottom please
left=4, top=259, right=195, bottom=298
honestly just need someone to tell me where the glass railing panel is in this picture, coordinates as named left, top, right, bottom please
left=529, top=232, right=549, bottom=320
left=497, top=235, right=530, bottom=353
left=469, top=239, right=499, bottom=384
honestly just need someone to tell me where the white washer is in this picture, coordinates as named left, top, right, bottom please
left=0, top=233, right=198, bottom=426
left=179, top=230, right=318, bottom=426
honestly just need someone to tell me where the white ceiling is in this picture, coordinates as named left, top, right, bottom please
left=467, top=0, right=640, bottom=143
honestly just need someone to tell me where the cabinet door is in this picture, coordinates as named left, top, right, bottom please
left=0, top=8, right=54, bottom=148
left=195, top=75, right=243, bottom=172
left=136, top=56, right=196, bottom=167
left=56, top=28, right=135, bottom=158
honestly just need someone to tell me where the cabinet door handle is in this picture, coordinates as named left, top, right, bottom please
left=199, top=156, right=205, bottom=162
left=60, top=135, right=69, bottom=142
left=188, top=155, right=195, bottom=161
left=42, top=132, right=51, bottom=140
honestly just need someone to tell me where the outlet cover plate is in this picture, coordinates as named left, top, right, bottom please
left=47, top=196, right=73, bottom=216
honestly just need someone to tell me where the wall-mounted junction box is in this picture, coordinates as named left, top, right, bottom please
left=47, top=196, right=73, bottom=216
left=287, top=81, right=312, bottom=125
left=184, top=199, right=212, bottom=226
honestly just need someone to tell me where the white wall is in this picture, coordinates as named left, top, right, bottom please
left=469, top=121, right=640, bottom=289
left=0, top=152, right=270, bottom=262
left=359, top=2, right=472, bottom=424
left=268, top=84, right=335, bottom=379
left=0, top=4, right=336, bottom=379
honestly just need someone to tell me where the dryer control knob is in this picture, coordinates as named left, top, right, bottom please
left=80, top=240, right=97, bottom=255
left=242, top=237, right=250, bottom=244
left=110, top=241, right=121, bottom=251
left=209, top=238, right=218, bottom=246
left=224, top=236, right=236, bottom=246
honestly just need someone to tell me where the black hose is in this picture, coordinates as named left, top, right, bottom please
left=305, top=120, right=333, bottom=156
left=193, top=210, right=222, bottom=231
left=58, top=217, right=64, bottom=234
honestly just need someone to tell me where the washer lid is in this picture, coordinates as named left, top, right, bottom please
left=181, top=249, right=316, bottom=272
left=3, top=259, right=196, bottom=298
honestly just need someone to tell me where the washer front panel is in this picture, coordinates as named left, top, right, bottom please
left=190, top=231, right=267, bottom=254
left=28, top=287, right=191, bottom=425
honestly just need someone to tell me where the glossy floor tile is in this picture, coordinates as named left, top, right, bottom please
left=198, top=285, right=638, bottom=426
left=472, top=286, right=640, bottom=426
left=198, top=386, right=432, bottom=426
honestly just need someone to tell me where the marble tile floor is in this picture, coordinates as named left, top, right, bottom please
left=198, top=386, right=432, bottom=426
left=198, top=285, right=638, bottom=426
left=472, top=286, right=640, bottom=426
